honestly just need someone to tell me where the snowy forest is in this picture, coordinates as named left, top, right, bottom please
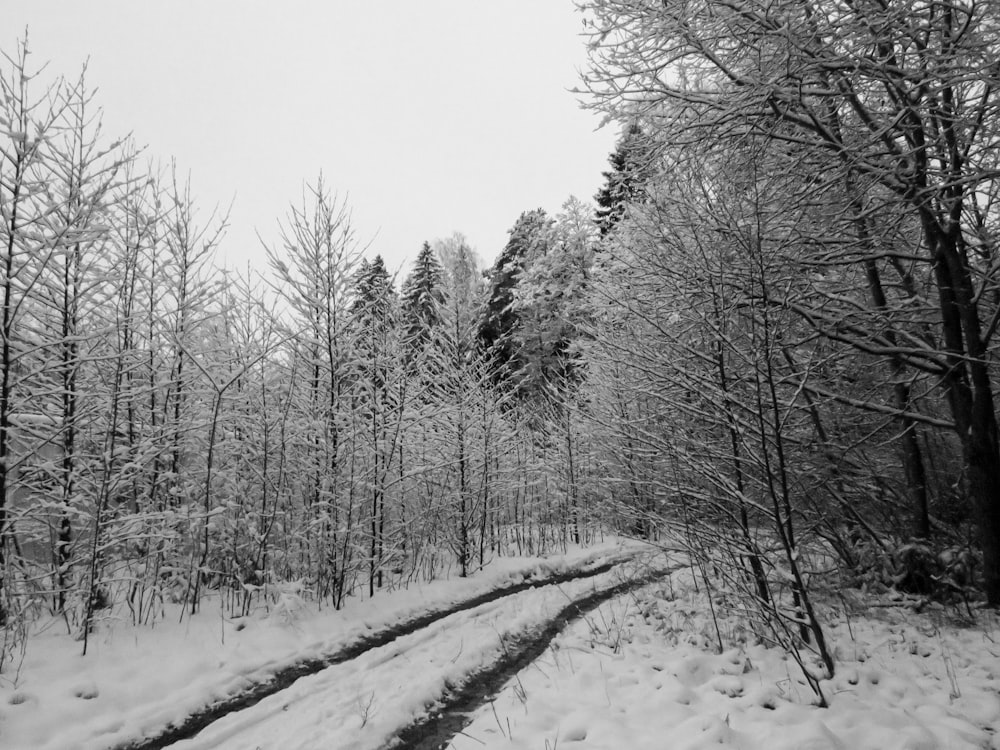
left=0, top=37, right=630, bottom=652
left=3, top=1, right=1000, bottom=746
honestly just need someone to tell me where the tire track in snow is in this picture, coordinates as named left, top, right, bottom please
left=385, top=561, right=685, bottom=750
left=115, top=552, right=640, bottom=750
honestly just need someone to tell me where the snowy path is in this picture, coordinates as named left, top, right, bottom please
left=2, top=541, right=651, bottom=750
left=158, top=556, right=676, bottom=750
left=389, top=563, right=679, bottom=749
left=115, top=552, right=638, bottom=750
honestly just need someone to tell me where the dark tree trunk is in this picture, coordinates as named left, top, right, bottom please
left=927, top=218, right=1000, bottom=603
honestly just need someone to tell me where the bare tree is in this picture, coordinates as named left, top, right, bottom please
left=581, top=0, right=1000, bottom=602
left=267, top=177, right=362, bottom=606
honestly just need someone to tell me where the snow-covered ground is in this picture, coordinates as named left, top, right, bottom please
left=453, top=567, right=1000, bottom=750
left=5, top=543, right=1000, bottom=750
left=0, top=539, right=642, bottom=750
left=169, top=559, right=656, bottom=750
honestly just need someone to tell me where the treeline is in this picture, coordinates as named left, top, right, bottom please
left=0, top=43, right=605, bottom=666
left=574, top=0, right=1000, bottom=699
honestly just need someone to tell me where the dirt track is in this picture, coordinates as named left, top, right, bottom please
left=384, top=563, right=681, bottom=750
left=115, top=552, right=648, bottom=750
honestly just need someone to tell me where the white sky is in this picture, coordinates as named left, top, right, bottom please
left=4, top=1, right=619, bottom=278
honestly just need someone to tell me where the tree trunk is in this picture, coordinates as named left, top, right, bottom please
left=927, top=219, right=1000, bottom=603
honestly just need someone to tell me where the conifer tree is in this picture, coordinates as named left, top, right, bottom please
left=400, top=241, right=444, bottom=354
left=350, top=254, right=400, bottom=596
left=594, top=123, right=648, bottom=237
left=513, top=197, right=597, bottom=398
left=478, top=209, right=554, bottom=396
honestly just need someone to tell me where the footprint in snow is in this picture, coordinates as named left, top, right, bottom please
left=708, top=674, right=744, bottom=697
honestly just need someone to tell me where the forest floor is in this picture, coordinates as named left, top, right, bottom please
left=2, top=540, right=1000, bottom=750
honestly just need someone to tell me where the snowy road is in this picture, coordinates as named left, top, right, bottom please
left=3, top=541, right=664, bottom=750
left=161, top=557, right=672, bottom=750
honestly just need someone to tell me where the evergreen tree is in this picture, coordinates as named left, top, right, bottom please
left=594, top=123, right=648, bottom=237
left=400, top=241, right=444, bottom=354
left=352, top=255, right=394, bottom=318
left=513, top=197, right=597, bottom=397
left=349, top=254, right=400, bottom=596
left=478, top=209, right=554, bottom=394
left=351, top=254, right=396, bottom=398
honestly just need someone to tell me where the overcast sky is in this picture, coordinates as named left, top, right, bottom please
left=4, top=2, right=619, bottom=278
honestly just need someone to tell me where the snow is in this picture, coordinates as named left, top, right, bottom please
left=4, top=545, right=1000, bottom=750
left=170, top=565, right=642, bottom=750
left=0, top=539, right=638, bottom=750
left=452, top=567, right=1000, bottom=750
